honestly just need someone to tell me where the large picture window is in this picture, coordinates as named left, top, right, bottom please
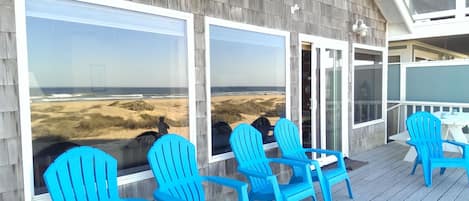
left=26, top=0, right=193, bottom=194
left=353, top=47, right=383, bottom=125
left=207, top=18, right=289, bottom=159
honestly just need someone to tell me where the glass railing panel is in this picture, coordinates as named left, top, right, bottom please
left=406, top=64, right=469, bottom=102
left=388, top=64, right=400, bottom=101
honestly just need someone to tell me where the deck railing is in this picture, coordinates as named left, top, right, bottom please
left=387, top=60, right=469, bottom=139
left=354, top=101, right=382, bottom=124
left=387, top=100, right=469, bottom=138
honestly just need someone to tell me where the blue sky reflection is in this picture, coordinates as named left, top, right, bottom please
left=27, top=16, right=188, bottom=88
left=210, top=25, right=286, bottom=87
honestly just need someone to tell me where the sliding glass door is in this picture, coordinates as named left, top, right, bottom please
left=300, top=35, right=348, bottom=165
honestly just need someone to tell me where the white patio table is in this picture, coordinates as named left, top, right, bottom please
left=390, top=111, right=469, bottom=162
left=434, top=111, right=469, bottom=152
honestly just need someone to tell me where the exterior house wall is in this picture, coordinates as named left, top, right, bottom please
left=0, top=0, right=386, bottom=200
left=350, top=122, right=386, bottom=155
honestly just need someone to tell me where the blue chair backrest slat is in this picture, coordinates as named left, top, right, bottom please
left=230, top=124, right=272, bottom=192
left=147, top=134, right=204, bottom=201
left=94, top=152, right=112, bottom=201
left=55, top=164, right=77, bottom=201
left=274, top=118, right=310, bottom=161
left=44, top=172, right=65, bottom=201
left=106, top=155, right=119, bottom=200
left=407, top=112, right=444, bottom=159
left=43, top=146, right=120, bottom=201
left=81, top=154, right=99, bottom=201
left=67, top=155, right=87, bottom=201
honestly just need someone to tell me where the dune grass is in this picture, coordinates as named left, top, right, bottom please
left=31, top=96, right=284, bottom=140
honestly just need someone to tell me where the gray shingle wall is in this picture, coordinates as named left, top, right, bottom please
left=0, top=0, right=24, bottom=200
left=1, top=0, right=386, bottom=200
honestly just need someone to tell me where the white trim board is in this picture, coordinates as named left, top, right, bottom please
left=205, top=17, right=291, bottom=163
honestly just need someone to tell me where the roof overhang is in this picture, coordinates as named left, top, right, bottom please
left=374, top=0, right=413, bottom=34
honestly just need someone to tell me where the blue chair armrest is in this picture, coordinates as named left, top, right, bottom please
left=303, top=148, right=342, bottom=157
left=269, top=157, right=311, bottom=168
left=302, top=148, right=345, bottom=169
left=444, top=140, right=469, bottom=159
left=153, top=190, right=186, bottom=201
left=283, top=156, right=324, bottom=177
left=203, top=176, right=249, bottom=201
left=238, top=167, right=274, bottom=179
left=282, top=156, right=322, bottom=169
left=443, top=140, right=469, bottom=148
left=269, top=158, right=312, bottom=184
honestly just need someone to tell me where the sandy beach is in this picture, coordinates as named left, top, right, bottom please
left=30, top=94, right=285, bottom=141
left=211, top=94, right=285, bottom=130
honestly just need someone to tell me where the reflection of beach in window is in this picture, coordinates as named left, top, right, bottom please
left=26, top=0, right=190, bottom=194
left=209, top=24, right=287, bottom=156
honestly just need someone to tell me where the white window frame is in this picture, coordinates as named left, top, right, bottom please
left=205, top=17, right=291, bottom=163
left=352, top=43, right=387, bottom=129
left=15, top=0, right=195, bottom=200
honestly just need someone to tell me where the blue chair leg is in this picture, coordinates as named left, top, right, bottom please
left=345, top=178, right=354, bottom=199
left=319, top=182, right=332, bottom=201
left=410, top=158, right=418, bottom=175
left=423, top=163, right=432, bottom=187
left=428, top=170, right=433, bottom=187
left=440, top=168, right=446, bottom=175
left=312, top=192, right=318, bottom=201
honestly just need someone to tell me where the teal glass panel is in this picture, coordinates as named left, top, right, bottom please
left=406, top=65, right=469, bottom=102
left=388, top=64, right=400, bottom=100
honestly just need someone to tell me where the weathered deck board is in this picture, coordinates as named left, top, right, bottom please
left=315, top=142, right=469, bottom=201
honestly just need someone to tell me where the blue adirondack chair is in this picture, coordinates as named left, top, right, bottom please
left=273, top=118, right=353, bottom=201
left=43, top=146, right=146, bottom=201
left=406, top=112, right=469, bottom=187
left=147, top=134, right=249, bottom=201
left=230, top=123, right=317, bottom=201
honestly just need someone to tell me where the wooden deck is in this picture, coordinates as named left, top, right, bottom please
left=315, top=142, right=469, bottom=201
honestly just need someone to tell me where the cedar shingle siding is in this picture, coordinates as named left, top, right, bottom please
left=0, top=0, right=24, bottom=200
left=0, top=0, right=386, bottom=200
